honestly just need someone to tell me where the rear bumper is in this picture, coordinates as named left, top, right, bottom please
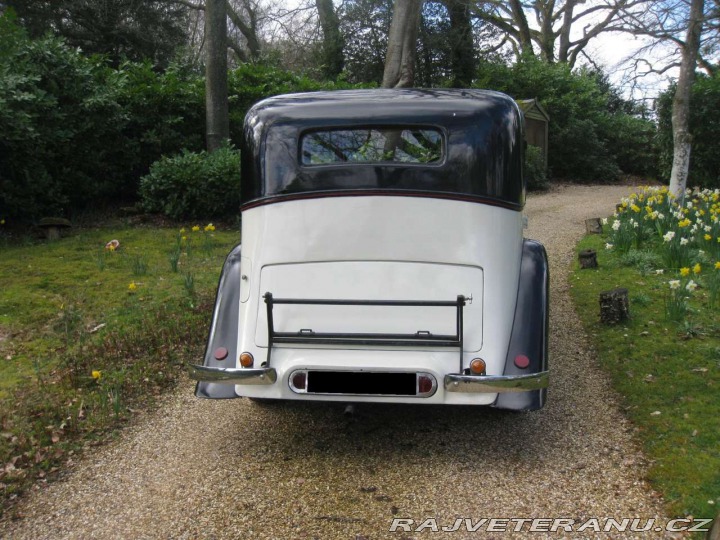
left=444, top=371, right=549, bottom=393
left=189, top=365, right=277, bottom=385
left=189, top=364, right=547, bottom=394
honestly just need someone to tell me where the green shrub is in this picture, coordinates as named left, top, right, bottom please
left=0, top=13, right=126, bottom=221
left=114, top=61, right=205, bottom=186
left=657, top=73, right=720, bottom=189
left=475, top=58, right=657, bottom=182
left=604, top=113, right=658, bottom=178
left=139, top=147, right=241, bottom=220
left=524, top=144, right=548, bottom=191
left=0, top=13, right=364, bottom=223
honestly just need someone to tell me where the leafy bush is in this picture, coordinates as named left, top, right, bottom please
left=524, top=144, right=548, bottom=191
left=0, top=13, right=126, bottom=221
left=0, top=12, right=364, bottom=224
left=139, top=147, right=241, bottom=220
left=657, top=73, right=720, bottom=189
left=114, top=61, right=205, bottom=186
left=476, top=58, right=657, bottom=182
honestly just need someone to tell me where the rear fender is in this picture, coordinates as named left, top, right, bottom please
left=195, top=243, right=242, bottom=399
left=492, top=239, right=549, bottom=411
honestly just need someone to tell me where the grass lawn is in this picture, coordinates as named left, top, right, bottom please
left=0, top=223, right=239, bottom=509
left=570, top=193, right=720, bottom=522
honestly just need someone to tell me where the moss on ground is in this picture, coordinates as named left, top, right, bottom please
left=0, top=225, right=239, bottom=508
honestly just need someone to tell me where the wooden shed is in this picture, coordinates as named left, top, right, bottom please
left=517, top=98, right=549, bottom=165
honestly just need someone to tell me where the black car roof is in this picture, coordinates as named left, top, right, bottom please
left=247, top=88, right=514, bottom=123
left=240, top=88, right=525, bottom=210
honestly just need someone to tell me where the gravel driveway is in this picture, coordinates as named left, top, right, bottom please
left=1, top=184, right=670, bottom=539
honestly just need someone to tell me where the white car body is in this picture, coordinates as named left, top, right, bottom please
left=191, top=89, right=549, bottom=410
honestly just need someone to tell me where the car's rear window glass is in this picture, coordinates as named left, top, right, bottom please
left=300, top=127, right=443, bottom=165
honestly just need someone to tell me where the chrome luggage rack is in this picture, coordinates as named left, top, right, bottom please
left=263, top=292, right=468, bottom=370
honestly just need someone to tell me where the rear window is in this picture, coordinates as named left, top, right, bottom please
left=300, top=127, right=443, bottom=165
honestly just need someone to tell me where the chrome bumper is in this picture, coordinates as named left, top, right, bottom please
left=444, top=371, right=549, bottom=393
left=188, top=365, right=277, bottom=385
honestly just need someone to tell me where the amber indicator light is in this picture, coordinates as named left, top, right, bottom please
left=469, top=358, right=486, bottom=374
left=239, top=352, right=254, bottom=368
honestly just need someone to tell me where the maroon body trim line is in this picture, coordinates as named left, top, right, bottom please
left=240, top=190, right=523, bottom=212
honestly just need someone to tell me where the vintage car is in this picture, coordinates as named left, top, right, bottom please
left=189, top=88, right=549, bottom=411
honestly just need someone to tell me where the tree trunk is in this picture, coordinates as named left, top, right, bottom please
left=508, top=0, right=534, bottom=57
left=668, top=0, right=704, bottom=197
left=382, top=0, right=423, bottom=88
left=315, top=0, right=345, bottom=79
left=599, top=288, right=630, bottom=324
left=557, top=0, right=575, bottom=63
left=226, top=0, right=261, bottom=61
left=536, top=0, right=557, bottom=63
left=205, top=0, right=230, bottom=152
left=578, top=249, right=598, bottom=269
left=445, top=0, right=475, bottom=87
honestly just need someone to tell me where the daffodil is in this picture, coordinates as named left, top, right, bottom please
left=663, top=231, right=675, bottom=242
left=204, top=223, right=216, bottom=232
left=715, top=261, right=720, bottom=270
left=92, top=370, right=102, bottom=380
left=128, top=281, right=137, bottom=291
left=693, top=263, right=701, bottom=275
left=686, top=280, right=698, bottom=292
left=180, top=228, right=186, bottom=234
left=192, top=225, right=200, bottom=232
left=705, top=234, right=713, bottom=241
left=680, top=267, right=690, bottom=277
left=669, top=280, right=681, bottom=290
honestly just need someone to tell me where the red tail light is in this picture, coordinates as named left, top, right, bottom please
left=418, top=375, right=433, bottom=394
left=514, top=355, right=530, bottom=369
left=290, top=371, right=308, bottom=392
